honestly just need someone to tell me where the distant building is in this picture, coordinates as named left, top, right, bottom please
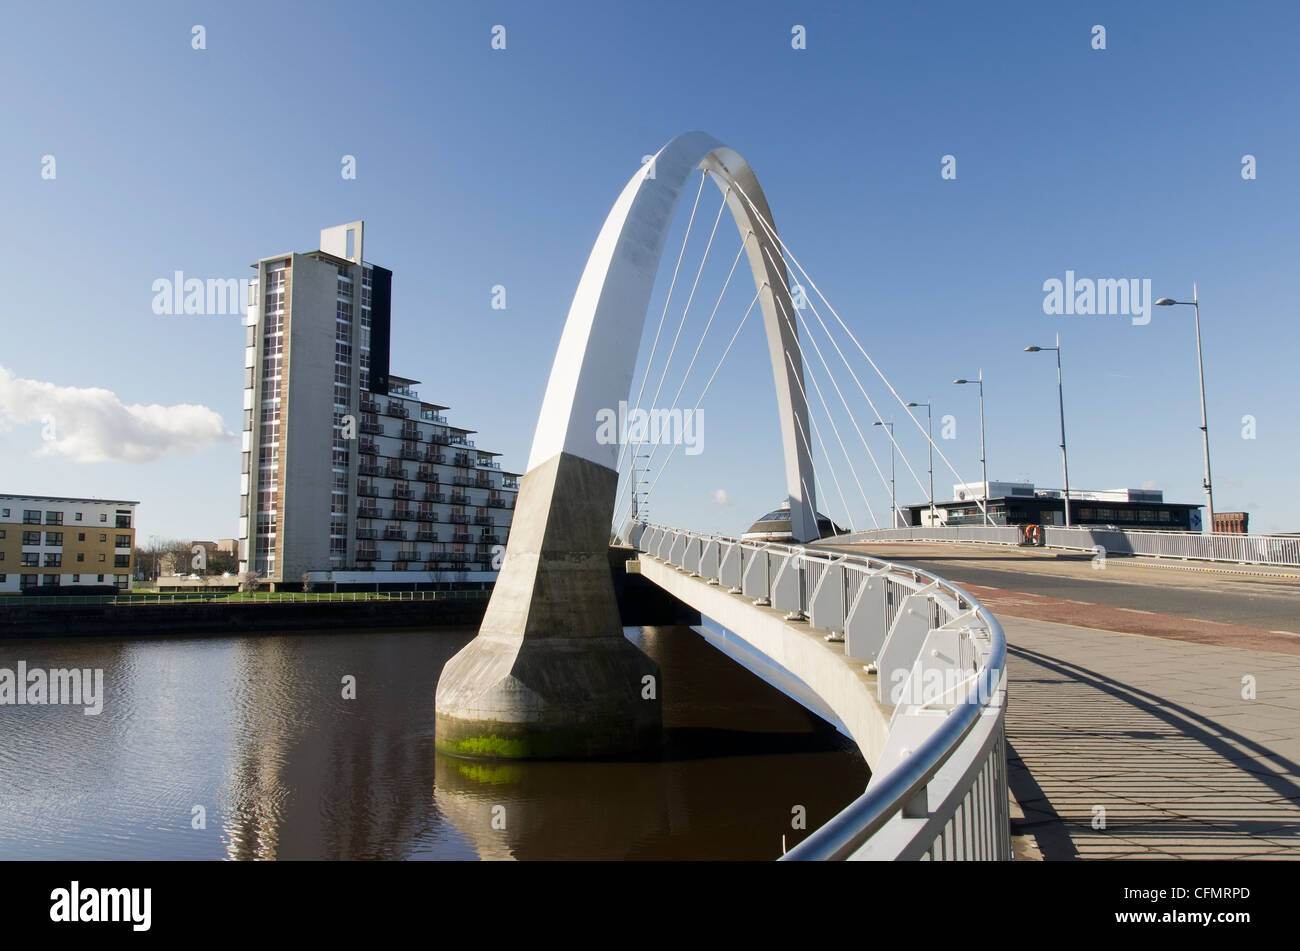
left=904, top=482, right=1202, bottom=531
left=1213, top=512, right=1249, bottom=534
left=239, top=222, right=519, bottom=585
left=741, top=500, right=846, bottom=542
left=0, top=494, right=137, bottom=593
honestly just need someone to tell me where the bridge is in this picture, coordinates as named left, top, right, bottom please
left=433, top=131, right=1298, bottom=861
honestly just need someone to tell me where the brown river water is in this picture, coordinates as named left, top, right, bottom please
left=0, top=626, right=868, bottom=860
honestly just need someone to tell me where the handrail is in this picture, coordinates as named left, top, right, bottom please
left=631, top=521, right=1009, bottom=861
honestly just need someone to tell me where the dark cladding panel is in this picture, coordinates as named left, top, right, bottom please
left=368, top=265, right=393, bottom=396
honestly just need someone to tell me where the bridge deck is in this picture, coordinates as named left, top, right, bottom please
left=1004, top=616, right=1300, bottom=859
left=824, top=541, right=1300, bottom=859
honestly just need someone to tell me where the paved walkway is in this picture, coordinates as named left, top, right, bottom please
left=1002, top=616, right=1300, bottom=859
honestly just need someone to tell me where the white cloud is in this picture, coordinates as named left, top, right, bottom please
left=711, top=489, right=730, bottom=506
left=0, top=366, right=235, bottom=463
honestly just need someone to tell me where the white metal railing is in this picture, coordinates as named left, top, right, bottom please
left=629, top=521, right=1009, bottom=861
left=0, top=590, right=491, bottom=607
left=833, top=525, right=1300, bottom=568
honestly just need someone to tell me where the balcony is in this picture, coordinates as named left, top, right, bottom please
left=448, top=552, right=470, bottom=562
left=416, top=530, right=438, bottom=543
left=359, top=462, right=382, bottom=476
left=474, top=516, right=495, bottom=527
left=449, top=512, right=470, bottom=524
left=356, top=548, right=379, bottom=561
left=396, top=550, right=420, bottom=561
left=415, top=510, right=439, bottom=523
left=392, top=509, right=414, bottom=522
left=358, top=485, right=379, bottom=497
left=453, top=453, right=473, bottom=467
left=503, top=477, right=519, bottom=489
left=393, top=487, right=414, bottom=500
left=360, top=419, right=384, bottom=435
left=401, top=447, right=421, bottom=460
left=450, top=493, right=471, bottom=506
left=453, top=533, right=473, bottom=543
left=384, top=527, right=407, bottom=541
left=487, top=498, right=509, bottom=509
left=355, top=528, right=378, bottom=540
left=429, top=431, right=450, bottom=446
left=423, top=491, right=446, bottom=503
left=423, top=451, right=445, bottom=464
left=384, top=467, right=408, bottom=481
left=475, top=478, right=492, bottom=489
left=357, top=505, right=383, bottom=520
left=358, top=441, right=378, bottom=456
left=360, top=399, right=381, bottom=414
left=450, top=436, right=476, bottom=448
left=451, top=475, right=472, bottom=487
left=476, top=458, right=501, bottom=470
left=479, top=534, right=501, bottom=545
left=400, top=425, right=421, bottom=440
left=386, top=402, right=409, bottom=419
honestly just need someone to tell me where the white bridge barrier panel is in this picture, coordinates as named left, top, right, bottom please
left=629, top=520, right=1010, bottom=861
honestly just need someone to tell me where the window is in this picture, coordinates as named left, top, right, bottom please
left=116, top=514, right=131, bottom=528
left=100, top=514, right=107, bottom=523
left=115, top=535, right=130, bottom=548
left=45, top=532, right=63, bottom=546
left=76, top=553, right=84, bottom=563
left=23, top=510, right=41, bottom=524
left=77, top=532, right=85, bottom=542
left=99, top=533, right=107, bottom=542
left=75, top=512, right=82, bottom=521
left=98, top=554, right=105, bottom=563
left=45, top=511, right=63, bottom=525
left=0, top=575, right=5, bottom=583
left=114, top=555, right=129, bottom=568
left=0, top=552, right=4, bottom=561
left=97, top=574, right=105, bottom=582
left=72, top=574, right=80, bottom=582
left=0, top=530, right=4, bottom=539
left=20, top=553, right=38, bottom=567
left=22, top=531, right=40, bottom=546
left=20, top=574, right=37, bottom=589
left=44, top=554, right=61, bottom=567
left=42, top=574, right=58, bottom=586
left=1, top=507, right=8, bottom=517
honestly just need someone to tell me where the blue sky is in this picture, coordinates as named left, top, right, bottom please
left=1, top=0, right=1297, bottom=539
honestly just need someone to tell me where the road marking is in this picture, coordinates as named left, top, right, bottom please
left=1118, top=608, right=1155, bottom=614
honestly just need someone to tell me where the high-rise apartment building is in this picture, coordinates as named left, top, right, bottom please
left=0, top=494, right=137, bottom=593
left=239, top=222, right=518, bottom=585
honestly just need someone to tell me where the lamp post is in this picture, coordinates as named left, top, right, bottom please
left=148, top=533, right=160, bottom=582
left=872, top=420, right=896, bottom=527
left=953, top=373, right=990, bottom=526
left=1024, top=333, right=1071, bottom=527
left=905, top=400, right=934, bottom=526
left=1155, top=286, right=1214, bottom=532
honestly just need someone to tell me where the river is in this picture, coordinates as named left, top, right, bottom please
left=0, top=625, right=868, bottom=860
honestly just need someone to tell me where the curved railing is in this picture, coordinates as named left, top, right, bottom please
left=628, top=522, right=1010, bottom=861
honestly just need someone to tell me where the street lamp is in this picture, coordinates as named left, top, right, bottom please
left=905, top=400, right=934, bottom=526
left=1155, top=285, right=1214, bottom=532
left=1024, top=333, right=1071, bottom=527
left=872, top=420, right=896, bottom=527
left=953, top=373, right=991, bottom=526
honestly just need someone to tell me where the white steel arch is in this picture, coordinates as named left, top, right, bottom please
left=530, top=130, right=818, bottom=540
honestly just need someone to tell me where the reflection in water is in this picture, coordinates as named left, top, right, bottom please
left=0, top=626, right=867, bottom=860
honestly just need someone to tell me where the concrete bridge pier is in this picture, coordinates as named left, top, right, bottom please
left=435, top=452, right=662, bottom=759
